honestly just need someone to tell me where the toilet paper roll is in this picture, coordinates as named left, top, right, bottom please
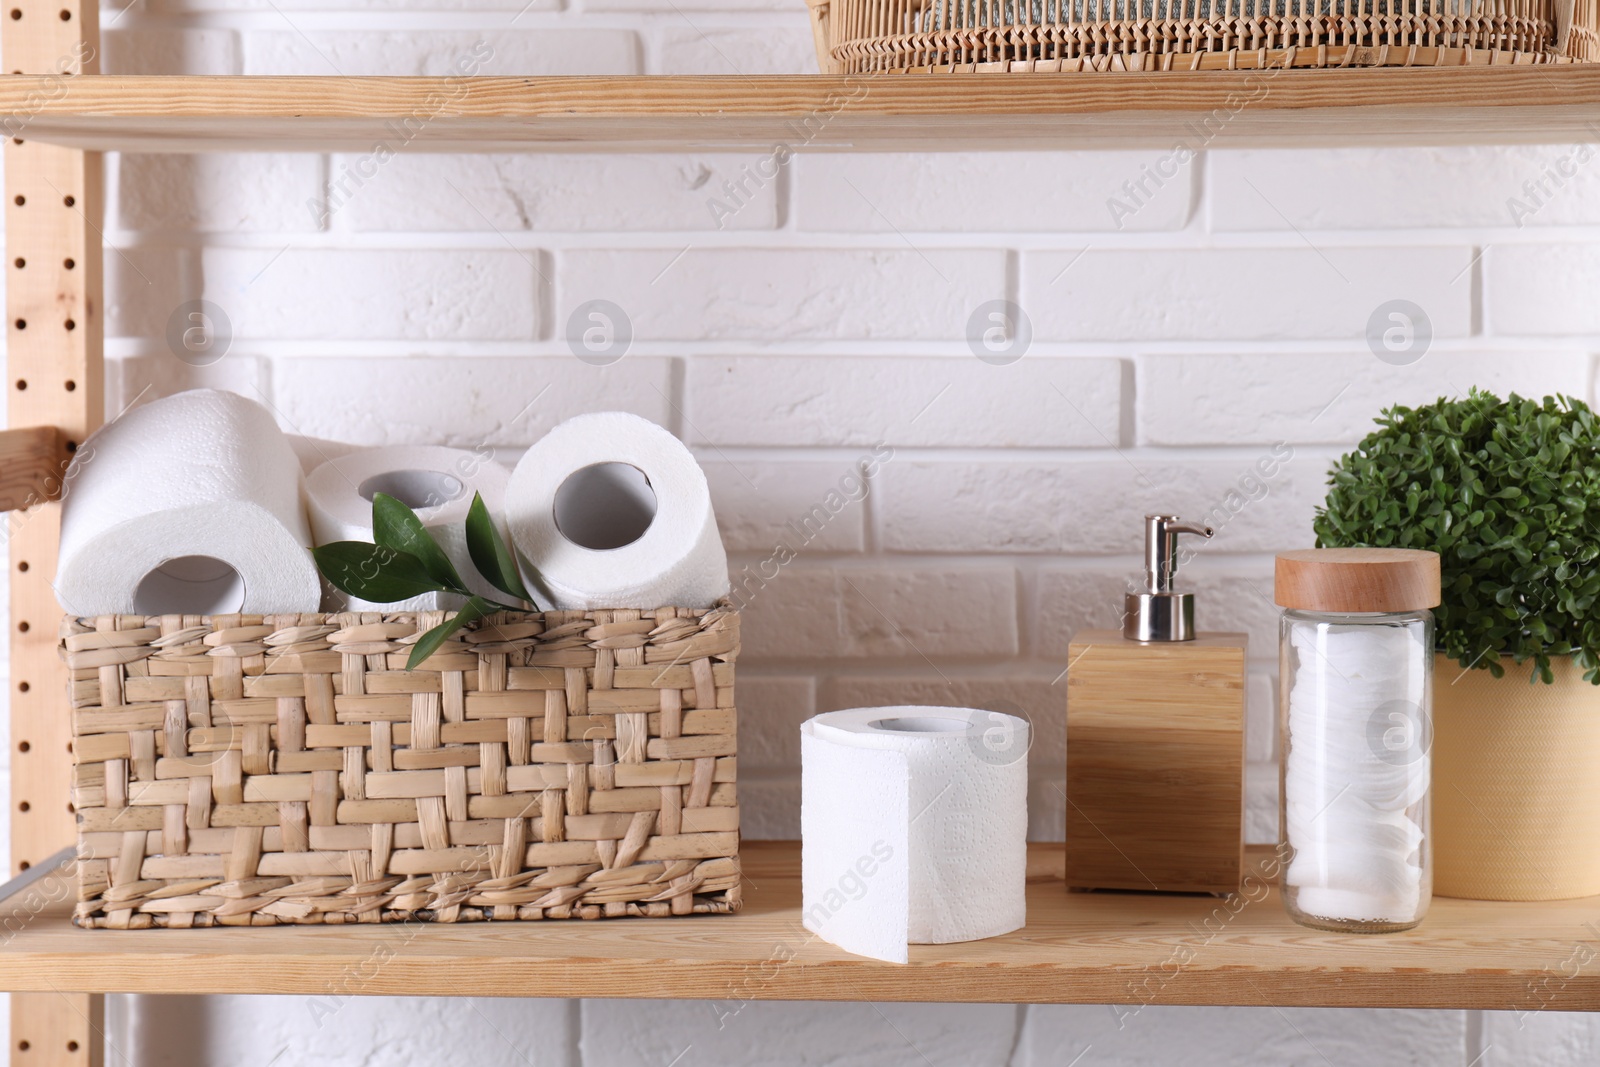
left=800, top=706, right=1029, bottom=964
left=506, top=412, right=729, bottom=610
left=307, top=445, right=512, bottom=612
left=56, top=389, right=321, bottom=617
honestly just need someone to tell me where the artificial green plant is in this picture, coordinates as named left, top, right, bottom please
left=1314, top=389, right=1600, bottom=684
left=313, top=492, right=538, bottom=669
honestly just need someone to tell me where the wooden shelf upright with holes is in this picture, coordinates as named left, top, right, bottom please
left=4, top=2, right=102, bottom=1065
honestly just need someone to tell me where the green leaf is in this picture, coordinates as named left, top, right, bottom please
left=313, top=542, right=448, bottom=604
left=407, top=596, right=494, bottom=670
left=372, top=492, right=466, bottom=591
left=1313, top=388, right=1600, bottom=685
left=465, top=492, right=534, bottom=604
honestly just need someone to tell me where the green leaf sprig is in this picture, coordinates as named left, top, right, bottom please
left=313, top=491, right=539, bottom=670
left=1314, top=389, right=1600, bottom=685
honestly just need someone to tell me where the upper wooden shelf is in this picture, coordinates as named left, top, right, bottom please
left=5, top=840, right=1600, bottom=1007
left=4, top=70, right=1600, bottom=152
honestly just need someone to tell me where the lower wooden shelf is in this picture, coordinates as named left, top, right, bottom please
left=2, top=841, right=1598, bottom=1008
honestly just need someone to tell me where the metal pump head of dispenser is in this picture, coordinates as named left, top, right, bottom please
left=1124, top=514, right=1214, bottom=642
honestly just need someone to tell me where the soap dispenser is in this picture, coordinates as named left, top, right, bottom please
left=1065, top=515, right=1248, bottom=894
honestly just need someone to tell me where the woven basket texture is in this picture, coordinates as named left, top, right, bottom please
left=807, top=0, right=1593, bottom=72
left=64, top=606, right=740, bottom=928
left=1432, top=653, right=1600, bottom=901
left=1572, top=0, right=1600, bottom=58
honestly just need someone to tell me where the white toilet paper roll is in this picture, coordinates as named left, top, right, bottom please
left=800, top=706, right=1029, bottom=964
left=306, top=445, right=512, bottom=612
left=56, top=389, right=321, bottom=617
left=506, top=412, right=729, bottom=610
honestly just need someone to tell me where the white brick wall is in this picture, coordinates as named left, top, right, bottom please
left=1209, top=146, right=1600, bottom=230
left=1017, top=1004, right=1469, bottom=1065
left=687, top=356, right=1123, bottom=446
left=244, top=30, right=642, bottom=76
left=1027, top=246, right=1476, bottom=341
left=201, top=247, right=545, bottom=340
left=336, top=154, right=782, bottom=232
left=1487, top=244, right=1600, bottom=335
left=655, top=25, right=816, bottom=73
left=561, top=247, right=1007, bottom=340
left=115, top=154, right=322, bottom=232
left=269, top=356, right=675, bottom=445
left=877, top=455, right=1322, bottom=554
left=795, top=152, right=1193, bottom=232
left=1136, top=352, right=1592, bottom=444
left=102, top=28, right=241, bottom=75
left=9, top=1, right=1598, bottom=1062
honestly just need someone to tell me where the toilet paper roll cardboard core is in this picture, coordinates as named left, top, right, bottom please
left=553, top=462, right=657, bottom=551
left=868, top=716, right=973, bottom=734
left=358, top=469, right=466, bottom=511
left=133, top=556, right=246, bottom=616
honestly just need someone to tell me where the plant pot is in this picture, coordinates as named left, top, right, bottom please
left=1433, top=653, right=1600, bottom=900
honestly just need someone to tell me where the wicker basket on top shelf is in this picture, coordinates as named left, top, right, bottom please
left=64, top=605, right=740, bottom=929
left=805, top=0, right=1597, bottom=72
left=1572, top=0, right=1600, bottom=58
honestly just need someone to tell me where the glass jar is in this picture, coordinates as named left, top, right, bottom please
left=1274, top=549, right=1440, bottom=933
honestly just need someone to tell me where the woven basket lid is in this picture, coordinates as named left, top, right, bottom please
left=1274, top=548, right=1441, bottom=613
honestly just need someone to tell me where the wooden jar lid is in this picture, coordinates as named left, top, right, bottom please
left=1274, top=548, right=1441, bottom=613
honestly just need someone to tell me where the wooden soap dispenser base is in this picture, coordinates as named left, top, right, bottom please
left=1065, top=514, right=1248, bottom=895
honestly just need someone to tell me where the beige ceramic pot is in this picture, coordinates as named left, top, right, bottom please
left=1433, top=653, right=1600, bottom=900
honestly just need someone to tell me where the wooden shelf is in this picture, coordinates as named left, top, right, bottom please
left=4, top=841, right=1600, bottom=1007
left=5, top=70, right=1600, bottom=152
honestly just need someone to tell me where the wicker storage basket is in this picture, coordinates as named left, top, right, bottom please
left=805, top=0, right=1592, bottom=72
left=64, top=606, right=740, bottom=928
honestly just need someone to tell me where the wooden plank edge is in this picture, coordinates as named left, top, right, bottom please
left=13, top=109, right=1600, bottom=154
left=0, top=425, right=68, bottom=513
left=1, top=68, right=1600, bottom=120
left=0, top=950, right=1592, bottom=1010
